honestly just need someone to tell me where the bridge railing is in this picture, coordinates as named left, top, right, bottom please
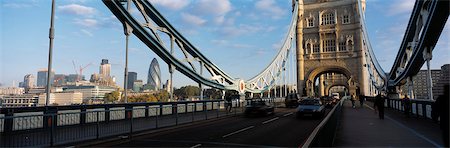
left=384, top=98, right=434, bottom=119
left=0, top=99, right=244, bottom=147
left=302, top=98, right=345, bottom=147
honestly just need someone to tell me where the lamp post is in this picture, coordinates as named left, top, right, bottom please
left=45, top=0, right=56, bottom=106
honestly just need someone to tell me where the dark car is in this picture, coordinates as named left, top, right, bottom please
left=320, top=96, right=335, bottom=108
left=285, top=93, right=300, bottom=108
left=296, top=98, right=325, bottom=118
left=245, top=99, right=275, bottom=116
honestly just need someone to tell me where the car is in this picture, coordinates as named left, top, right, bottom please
left=245, top=99, right=275, bottom=116
left=285, top=93, right=300, bottom=108
left=296, top=98, right=325, bottom=118
left=320, top=96, right=334, bottom=108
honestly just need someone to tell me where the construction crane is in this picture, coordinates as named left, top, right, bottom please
left=72, top=60, right=93, bottom=82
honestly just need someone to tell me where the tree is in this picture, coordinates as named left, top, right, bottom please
left=174, top=85, right=200, bottom=99
left=104, top=91, right=120, bottom=103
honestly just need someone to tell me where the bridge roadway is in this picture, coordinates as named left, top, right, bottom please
left=84, top=108, right=330, bottom=147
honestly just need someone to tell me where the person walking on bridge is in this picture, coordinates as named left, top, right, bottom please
left=359, top=94, right=365, bottom=108
left=374, top=93, right=385, bottom=119
left=402, top=95, right=411, bottom=118
left=351, top=93, right=356, bottom=108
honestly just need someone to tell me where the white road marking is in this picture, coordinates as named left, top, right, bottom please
left=283, top=112, right=294, bottom=117
left=262, top=117, right=279, bottom=124
left=190, top=144, right=202, bottom=148
left=222, top=126, right=255, bottom=138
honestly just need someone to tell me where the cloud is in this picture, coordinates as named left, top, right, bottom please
left=80, top=29, right=93, bottom=37
left=386, top=0, right=414, bottom=16
left=58, top=4, right=96, bottom=17
left=74, top=18, right=98, bottom=28
left=149, top=0, right=190, bottom=10
left=192, top=0, right=232, bottom=25
left=181, top=13, right=207, bottom=27
left=255, top=0, right=286, bottom=19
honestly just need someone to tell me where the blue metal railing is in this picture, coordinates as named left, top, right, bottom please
left=0, top=100, right=245, bottom=147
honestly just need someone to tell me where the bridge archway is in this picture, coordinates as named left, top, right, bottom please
left=326, top=84, right=349, bottom=97
left=305, top=66, right=357, bottom=97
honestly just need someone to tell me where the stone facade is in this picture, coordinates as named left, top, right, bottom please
left=297, top=0, right=370, bottom=96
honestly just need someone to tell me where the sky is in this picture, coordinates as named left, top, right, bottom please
left=0, top=0, right=449, bottom=88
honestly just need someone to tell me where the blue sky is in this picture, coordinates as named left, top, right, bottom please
left=0, top=0, right=449, bottom=88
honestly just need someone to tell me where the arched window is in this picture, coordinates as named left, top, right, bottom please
left=306, top=18, right=314, bottom=27
left=321, top=12, right=335, bottom=25
left=306, top=43, right=312, bottom=54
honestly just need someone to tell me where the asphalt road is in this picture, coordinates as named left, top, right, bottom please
left=93, top=107, right=329, bottom=147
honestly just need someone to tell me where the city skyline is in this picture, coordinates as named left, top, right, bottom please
left=1, top=0, right=449, bottom=88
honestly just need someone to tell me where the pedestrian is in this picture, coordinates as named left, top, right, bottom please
left=436, top=84, right=449, bottom=147
left=403, top=95, right=411, bottom=117
left=351, top=93, right=356, bottom=108
left=374, top=93, right=384, bottom=119
left=359, top=94, right=365, bottom=108
left=225, top=96, right=232, bottom=113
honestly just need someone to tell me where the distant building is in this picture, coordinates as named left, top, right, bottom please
left=27, top=87, right=46, bottom=94
left=22, top=74, right=35, bottom=91
left=100, top=59, right=111, bottom=78
left=90, top=59, right=115, bottom=86
left=147, top=58, right=161, bottom=90
left=127, top=72, right=137, bottom=90
left=133, top=80, right=144, bottom=92
left=407, top=64, right=449, bottom=99
left=0, top=87, right=25, bottom=95
left=66, top=74, right=84, bottom=82
left=38, top=92, right=83, bottom=106
left=37, top=69, right=55, bottom=87
left=54, top=74, right=67, bottom=86
left=1, top=94, right=39, bottom=108
left=164, top=79, right=172, bottom=93
left=64, top=85, right=116, bottom=104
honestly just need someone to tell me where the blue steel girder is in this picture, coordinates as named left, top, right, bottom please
left=103, top=0, right=299, bottom=94
left=388, top=0, right=449, bottom=86
left=357, top=0, right=387, bottom=90
left=103, top=0, right=232, bottom=90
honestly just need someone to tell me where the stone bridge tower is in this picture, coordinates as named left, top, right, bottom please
left=296, top=0, right=369, bottom=97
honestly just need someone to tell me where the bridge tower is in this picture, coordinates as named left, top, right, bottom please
left=296, top=0, right=369, bottom=97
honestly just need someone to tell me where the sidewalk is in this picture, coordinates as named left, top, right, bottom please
left=334, top=100, right=443, bottom=147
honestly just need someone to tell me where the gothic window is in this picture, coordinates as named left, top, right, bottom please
left=306, top=18, right=314, bottom=27
left=339, top=42, right=347, bottom=51
left=306, top=43, right=312, bottom=54
left=313, top=44, right=320, bottom=53
left=324, top=39, right=336, bottom=52
left=342, top=14, right=350, bottom=24
left=321, top=12, right=335, bottom=25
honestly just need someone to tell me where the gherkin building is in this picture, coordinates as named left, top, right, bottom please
left=148, top=58, right=161, bottom=90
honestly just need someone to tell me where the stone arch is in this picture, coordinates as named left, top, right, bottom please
left=306, top=66, right=355, bottom=97
left=325, top=83, right=349, bottom=96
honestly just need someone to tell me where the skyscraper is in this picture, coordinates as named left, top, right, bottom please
left=37, top=69, right=54, bottom=87
left=100, top=59, right=111, bottom=78
left=127, top=72, right=137, bottom=89
left=23, top=74, right=35, bottom=89
left=148, top=58, right=161, bottom=90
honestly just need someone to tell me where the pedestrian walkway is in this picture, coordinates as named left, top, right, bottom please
left=334, top=100, right=444, bottom=147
